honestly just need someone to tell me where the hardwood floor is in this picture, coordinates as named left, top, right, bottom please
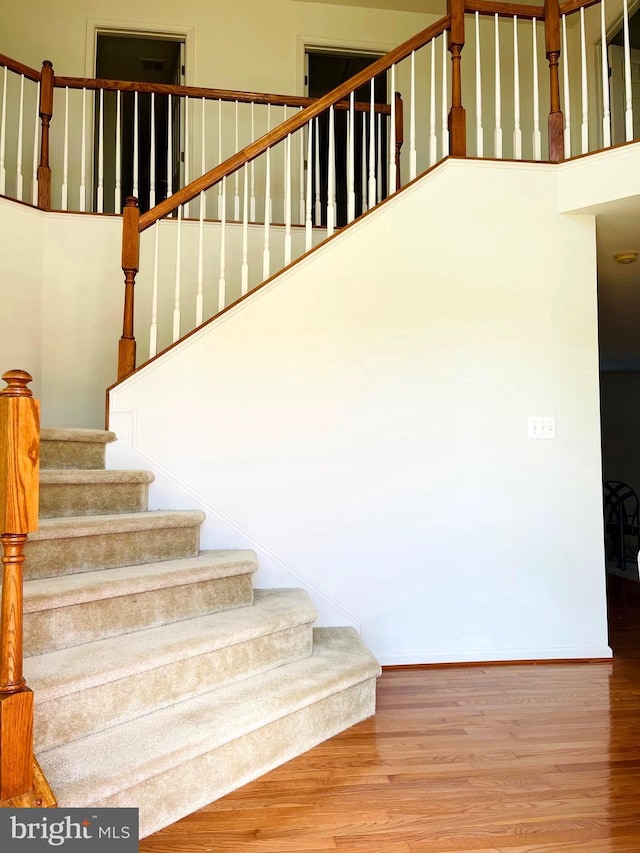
left=140, top=577, right=640, bottom=852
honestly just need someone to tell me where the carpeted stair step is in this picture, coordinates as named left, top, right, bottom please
left=39, top=469, right=154, bottom=518
left=23, top=549, right=257, bottom=655
left=24, top=510, right=206, bottom=580
left=41, top=428, right=115, bottom=470
left=28, top=588, right=317, bottom=752
left=38, top=627, right=380, bottom=839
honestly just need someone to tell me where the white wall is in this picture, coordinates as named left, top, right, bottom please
left=0, top=198, right=44, bottom=400
left=108, top=157, right=610, bottom=665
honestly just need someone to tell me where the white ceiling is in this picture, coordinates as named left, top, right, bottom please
left=292, top=0, right=445, bottom=13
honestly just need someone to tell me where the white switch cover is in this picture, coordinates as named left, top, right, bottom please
left=528, top=416, right=556, bottom=439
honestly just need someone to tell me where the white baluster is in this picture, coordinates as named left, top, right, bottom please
left=601, top=0, right=611, bottom=148
left=148, top=92, right=155, bottom=209
left=184, top=97, right=190, bottom=216
left=167, top=94, right=173, bottom=202
left=581, top=7, right=589, bottom=153
left=285, top=135, right=292, bottom=264
left=361, top=118, right=367, bottom=214
left=149, top=221, right=159, bottom=358
left=533, top=18, right=542, bottom=160
left=200, top=98, right=206, bottom=218
left=562, top=15, right=571, bottom=157
left=429, top=38, right=437, bottom=165
left=513, top=17, right=522, bottom=159
left=61, top=86, right=69, bottom=209
left=623, top=0, right=633, bottom=141
left=218, top=176, right=227, bottom=311
left=0, top=67, right=6, bottom=195
left=389, top=66, right=397, bottom=195
left=133, top=91, right=139, bottom=201
left=263, top=146, right=271, bottom=280
left=327, top=105, right=336, bottom=236
left=348, top=90, right=356, bottom=220
left=368, top=80, right=376, bottom=209
left=494, top=14, right=502, bottom=158
left=314, top=116, right=321, bottom=223
left=16, top=74, right=24, bottom=200
left=475, top=12, right=484, bottom=157
left=441, top=33, right=449, bottom=157
left=234, top=100, right=239, bottom=219
left=97, top=89, right=104, bottom=213
left=410, top=50, right=417, bottom=180
left=217, top=98, right=223, bottom=219
left=305, top=119, right=313, bottom=251
left=299, top=108, right=305, bottom=224
left=173, top=205, right=182, bottom=342
left=31, top=81, right=39, bottom=205
left=116, top=90, right=123, bottom=212
left=377, top=113, right=382, bottom=204
left=80, top=88, right=86, bottom=212
left=196, top=191, right=204, bottom=325
left=242, top=163, right=250, bottom=291
left=282, top=105, right=288, bottom=222
left=251, top=102, right=257, bottom=221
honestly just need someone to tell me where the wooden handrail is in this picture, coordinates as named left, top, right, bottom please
left=0, top=52, right=41, bottom=83
left=139, top=15, right=450, bottom=232
left=0, top=370, right=38, bottom=800
left=53, top=76, right=392, bottom=115
left=559, top=0, right=601, bottom=14
left=464, top=0, right=544, bottom=18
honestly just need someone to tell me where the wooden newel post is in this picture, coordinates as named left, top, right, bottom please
left=37, top=60, right=54, bottom=211
left=118, top=197, right=140, bottom=382
left=394, top=92, right=404, bottom=191
left=447, top=0, right=466, bottom=157
left=544, top=0, right=565, bottom=162
left=0, top=370, right=39, bottom=801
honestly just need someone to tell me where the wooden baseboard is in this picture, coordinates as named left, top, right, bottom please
left=0, top=759, right=56, bottom=808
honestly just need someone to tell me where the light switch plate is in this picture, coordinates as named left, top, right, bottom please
left=528, top=416, right=555, bottom=439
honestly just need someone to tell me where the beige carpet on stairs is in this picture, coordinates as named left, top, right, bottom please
left=17, top=427, right=381, bottom=838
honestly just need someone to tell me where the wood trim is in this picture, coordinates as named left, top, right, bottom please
left=139, top=16, right=450, bottom=231
left=53, top=76, right=391, bottom=114
left=559, top=0, right=601, bottom=15
left=464, top=0, right=545, bottom=18
left=0, top=53, right=41, bottom=82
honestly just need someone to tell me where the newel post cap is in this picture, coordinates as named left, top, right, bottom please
left=1, top=371, right=34, bottom=398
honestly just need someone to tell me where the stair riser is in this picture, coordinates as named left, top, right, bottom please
left=39, top=483, right=150, bottom=518
left=25, top=575, right=254, bottom=655
left=24, top=526, right=201, bottom=579
left=50, top=677, right=377, bottom=838
left=41, top=441, right=108, bottom=470
left=34, top=624, right=314, bottom=752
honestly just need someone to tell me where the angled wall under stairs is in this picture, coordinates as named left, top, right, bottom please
left=23, top=427, right=380, bottom=839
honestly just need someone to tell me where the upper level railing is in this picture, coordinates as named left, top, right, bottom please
left=0, top=54, right=396, bottom=216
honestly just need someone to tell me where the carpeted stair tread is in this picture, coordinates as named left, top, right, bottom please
left=27, top=589, right=316, bottom=704
left=38, top=627, right=380, bottom=809
left=40, top=469, right=154, bottom=485
left=23, top=549, right=257, bottom=613
left=41, top=428, right=117, bottom=443
left=29, top=510, right=206, bottom=541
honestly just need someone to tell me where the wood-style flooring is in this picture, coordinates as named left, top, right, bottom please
left=139, top=574, right=640, bottom=852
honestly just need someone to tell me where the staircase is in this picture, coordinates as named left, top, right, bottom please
left=23, top=427, right=380, bottom=838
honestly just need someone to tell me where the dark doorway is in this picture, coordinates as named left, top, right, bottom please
left=307, top=50, right=387, bottom=227
left=95, top=33, right=184, bottom=213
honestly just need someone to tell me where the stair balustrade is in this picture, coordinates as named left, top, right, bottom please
left=0, top=0, right=636, bottom=217
left=0, top=370, right=55, bottom=807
